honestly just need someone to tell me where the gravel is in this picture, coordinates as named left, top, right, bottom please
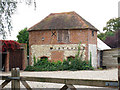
left=0, top=68, right=118, bottom=90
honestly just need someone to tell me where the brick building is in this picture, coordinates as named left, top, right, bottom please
left=28, top=11, right=98, bottom=68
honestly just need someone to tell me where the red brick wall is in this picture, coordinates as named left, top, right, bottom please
left=29, top=29, right=97, bottom=64
left=29, top=30, right=91, bottom=45
left=51, top=51, right=64, bottom=62
left=87, top=30, right=97, bottom=45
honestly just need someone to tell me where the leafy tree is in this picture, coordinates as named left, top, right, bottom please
left=103, top=17, right=120, bottom=32
left=98, top=17, right=120, bottom=41
left=0, top=0, right=17, bottom=39
left=17, top=28, right=28, bottom=43
left=97, top=17, right=120, bottom=48
left=104, top=30, right=120, bottom=48
left=0, top=0, right=36, bottom=39
left=97, top=31, right=114, bottom=40
left=17, top=28, right=29, bottom=55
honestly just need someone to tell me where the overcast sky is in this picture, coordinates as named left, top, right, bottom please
left=6, top=0, right=120, bottom=40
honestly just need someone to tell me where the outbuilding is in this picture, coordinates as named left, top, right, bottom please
left=28, top=11, right=98, bottom=68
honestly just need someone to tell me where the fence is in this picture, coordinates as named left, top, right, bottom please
left=0, top=55, right=120, bottom=90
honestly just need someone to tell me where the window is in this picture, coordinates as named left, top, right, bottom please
left=92, top=31, right=94, bottom=36
left=51, top=31, right=56, bottom=36
left=58, top=30, right=62, bottom=42
left=57, top=30, right=69, bottom=43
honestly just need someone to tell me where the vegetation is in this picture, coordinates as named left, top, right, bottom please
left=17, top=28, right=29, bottom=55
left=97, top=17, right=120, bottom=48
left=0, top=0, right=36, bottom=39
left=103, top=17, right=120, bottom=32
left=25, top=43, right=94, bottom=71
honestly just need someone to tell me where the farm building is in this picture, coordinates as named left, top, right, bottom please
left=0, top=40, right=27, bottom=72
left=28, top=11, right=98, bottom=68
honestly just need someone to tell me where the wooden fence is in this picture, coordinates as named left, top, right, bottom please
left=0, top=55, right=119, bottom=90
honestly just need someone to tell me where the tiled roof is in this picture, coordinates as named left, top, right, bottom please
left=28, top=11, right=98, bottom=31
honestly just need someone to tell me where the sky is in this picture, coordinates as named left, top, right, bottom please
left=5, top=0, right=120, bottom=40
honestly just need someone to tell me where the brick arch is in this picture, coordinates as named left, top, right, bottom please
left=67, top=56, right=75, bottom=60
left=40, top=56, right=48, bottom=60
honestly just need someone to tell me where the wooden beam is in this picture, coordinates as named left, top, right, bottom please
left=0, top=80, right=11, bottom=88
left=21, top=80, right=32, bottom=90
left=0, top=76, right=118, bottom=88
left=60, top=84, right=76, bottom=90
left=67, top=85, right=76, bottom=90
left=60, top=85, right=68, bottom=90
left=20, top=76, right=118, bottom=88
left=11, top=68, right=20, bottom=90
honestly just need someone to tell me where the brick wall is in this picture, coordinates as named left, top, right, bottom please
left=29, top=29, right=97, bottom=65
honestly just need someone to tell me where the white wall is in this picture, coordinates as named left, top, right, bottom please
left=88, top=44, right=97, bottom=68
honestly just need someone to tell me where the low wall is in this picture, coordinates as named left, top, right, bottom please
left=102, top=48, right=120, bottom=68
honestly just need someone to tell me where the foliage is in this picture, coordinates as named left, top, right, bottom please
left=89, top=52, right=92, bottom=67
left=0, top=40, right=20, bottom=52
left=17, top=28, right=29, bottom=43
left=98, top=17, right=120, bottom=41
left=0, top=0, right=17, bottom=39
left=0, top=0, right=36, bottom=39
left=104, top=30, right=120, bottom=48
left=25, top=58, right=93, bottom=71
left=97, top=31, right=114, bottom=41
left=97, top=17, right=120, bottom=48
left=25, top=43, right=94, bottom=71
left=103, top=17, right=120, bottom=32
left=17, top=28, right=29, bottom=55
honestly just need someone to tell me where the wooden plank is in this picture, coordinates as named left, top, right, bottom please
left=60, top=84, right=76, bottom=90
left=118, top=57, right=120, bottom=90
left=0, top=76, right=10, bottom=80
left=20, top=76, right=118, bottom=88
left=60, top=85, right=68, bottom=90
left=0, top=75, right=118, bottom=88
left=0, top=80, right=11, bottom=88
left=66, top=85, right=76, bottom=90
left=11, top=68, right=20, bottom=90
left=21, top=80, right=32, bottom=90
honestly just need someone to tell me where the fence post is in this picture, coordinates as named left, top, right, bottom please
left=118, top=57, right=120, bottom=90
left=11, top=68, right=20, bottom=90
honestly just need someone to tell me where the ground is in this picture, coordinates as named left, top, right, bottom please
left=0, top=68, right=118, bottom=89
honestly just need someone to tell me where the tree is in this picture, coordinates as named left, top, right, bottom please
left=0, top=0, right=17, bottom=39
left=98, top=17, right=120, bottom=41
left=104, top=30, right=120, bottom=48
left=103, top=17, right=120, bottom=32
left=17, top=28, right=29, bottom=55
left=97, top=31, right=114, bottom=40
left=97, top=17, right=120, bottom=48
left=0, top=0, right=36, bottom=39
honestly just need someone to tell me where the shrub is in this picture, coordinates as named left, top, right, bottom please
left=25, top=58, right=94, bottom=71
left=25, top=42, right=94, bottom=71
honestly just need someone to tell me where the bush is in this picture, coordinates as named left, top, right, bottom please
left=25, top=42, right=94, bottom=71
left=24, top=58, right=94, bottom=71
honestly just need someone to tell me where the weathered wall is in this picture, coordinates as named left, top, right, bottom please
left=31, top=44, right=86, bottom=65
left=29, top=29, right=97, bottom=68
left=88, top=44, right=97, bottom=68
left=102, top=48, right=120, bottom=68
left=3, top=44, right=27, bottom=71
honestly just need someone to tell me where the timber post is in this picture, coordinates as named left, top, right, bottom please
left=11, top=68, right=20, bottom=90
left=118, top=57, right=120, bottom=90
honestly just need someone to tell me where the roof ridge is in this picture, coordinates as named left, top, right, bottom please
left=28, top=11, right=98, bottom=31
left=50, top=11, right=76, bottom=15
